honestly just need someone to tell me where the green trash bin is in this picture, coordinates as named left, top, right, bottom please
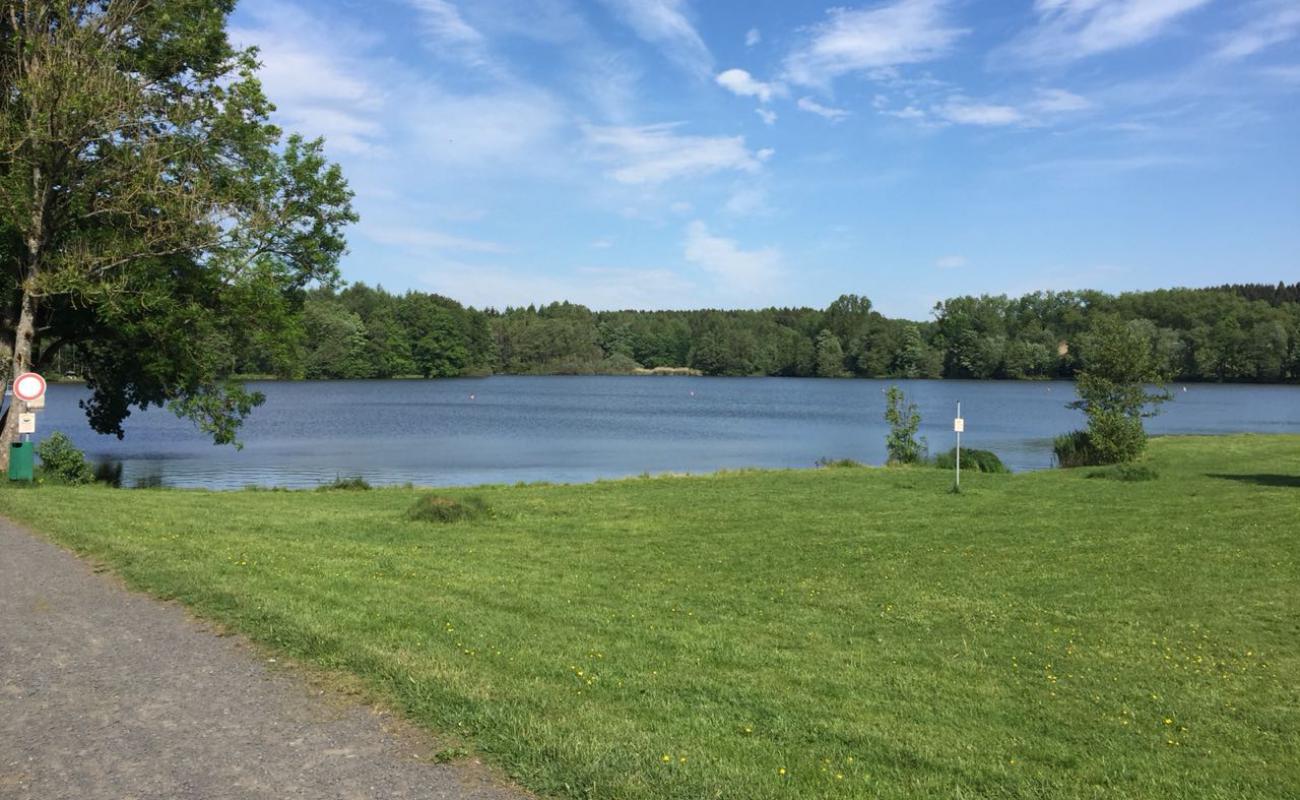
left=9, top=441, right=33, bottom=482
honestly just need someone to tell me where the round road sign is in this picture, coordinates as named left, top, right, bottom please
left=13, top=372, right=46, bottom=402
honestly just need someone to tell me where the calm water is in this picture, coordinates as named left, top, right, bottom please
left=35, top=377, right=1300, bottom=489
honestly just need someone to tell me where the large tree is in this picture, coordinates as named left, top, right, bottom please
left=0, top=1, right=355, bottom=465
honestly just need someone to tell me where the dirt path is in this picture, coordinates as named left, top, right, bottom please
left=0, top=519, right=527, bottom=800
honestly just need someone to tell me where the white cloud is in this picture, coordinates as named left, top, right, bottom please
left=936, top=100, right=1024, bottom=126
left=797, top=96, right=851, bottom=121
left=755, top=108, right=778, bottom=125
left=1033, top=87, right=1092, bottom=112
left=1258, top=63, right=1300, bottom=83
left=581, top=123, right=771, bottom=184
left=783, top=0, right=967, bottom=88
left=422, top=262, right=699, bottom=310
left=684, top=221, right=782, bottom=289
left=232, top=6, right=386, bottom=156
left=1213, top=0, right=1300, bottom=61
left=716, top=68, right=780, bottom=103
left=409, top=0, right=486, bottom=49
left=723, top=186, right=769, bottom=217
left=935, top=255, right=967, bottom=269
left=361, top=224, right=510, bottom=253
left=401, top=88, right=568, bottom=169
left=599, top=0, right=713, bottom=77
left=746, top=27, right=762, bottom=47
left=1006, top=0, right=1213, bottom=65
left=882, top=105, right=926, bottom=120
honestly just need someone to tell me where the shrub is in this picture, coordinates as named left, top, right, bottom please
left=407, top=494, right=490, bottom=523
left=35, top=432, right=95, bottom=485
left=932, top=448, right=1008, bottom=474
left=884, top=386, right=926, bottom=465
left=1087, top=464, right=1159, bottom=482
left=815, top=457, right=864, bottom=469
left=1053, top=430, right=1104, bottom=468
left=318, top=475, right=371, bottom=491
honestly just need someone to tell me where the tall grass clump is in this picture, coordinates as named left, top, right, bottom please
left=933, top=448, right=1008, bottom=473
left=318, top=475, right=372, bottom=491
left=1087, top=464, right=1159, bottom=482
left=815, top=457, right=865, bottom=469
left=1054, top=430, right=1104, bottom=467
left=407, top=494, right=490, bottom=523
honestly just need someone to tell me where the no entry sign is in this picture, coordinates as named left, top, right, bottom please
left=13, top=372, right=46, bottom=403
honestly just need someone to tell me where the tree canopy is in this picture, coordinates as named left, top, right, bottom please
left=0, top=0, right=355, bottom=461
left=219, top=283, right=1300, bottom=385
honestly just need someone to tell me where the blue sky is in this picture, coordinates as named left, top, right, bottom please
left=230, top=0, right=1300, bottom=319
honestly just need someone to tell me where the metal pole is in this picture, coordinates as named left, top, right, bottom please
left=955, top=401, right=961, bottom=491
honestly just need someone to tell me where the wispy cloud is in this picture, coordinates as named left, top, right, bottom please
left=755, top=108, right=778, bottom=125
left=234, top=3, right=386, bottom=156
left=931, top=88, right=1092, bottom=126
left=598, top=0, right=713, bottom=77
left=684, top=221, right=782, bottom=289
left=408, top=0, right=494, bottom=68
left=745, top=27, right=761, bottom=47
left=936, top=99, right=1024, bottom=126
left=783, top=0, right=967, bottom=88
left=716, top=68, right=781, bottom=102
left=1212, top=0, right=1300, bottom=61
left=581, top=123, right=772, bottom=184
left=362, top=224, right=510, bottom=253
left=935, top=255, right=967, bottom=269
left=797, top=96, right=851, bottom=121
left=422, top=261, right=699, bottom=310
left=1004, top=0, right=1213, bottom=65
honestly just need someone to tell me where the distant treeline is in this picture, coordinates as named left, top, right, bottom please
left=51, top=282, right=1300, bottom=383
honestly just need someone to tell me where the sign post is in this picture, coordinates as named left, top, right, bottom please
left=953, top=402, right=964, bottom=491
left=9, top=373, right=45, bottom=482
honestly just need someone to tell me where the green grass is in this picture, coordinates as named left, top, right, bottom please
left=3, top=434, right=1298, bottom=799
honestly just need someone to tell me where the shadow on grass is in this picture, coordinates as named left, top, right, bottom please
left=1207, top=473, right=1300, bottom=488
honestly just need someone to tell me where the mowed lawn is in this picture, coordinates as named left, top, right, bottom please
left=3, top=435, right=1298, bottom=799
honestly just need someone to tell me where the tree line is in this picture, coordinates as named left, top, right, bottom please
left=154, top=281, right=1300, bottom=384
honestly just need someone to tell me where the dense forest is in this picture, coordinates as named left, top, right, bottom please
left=47, top=282, right=1300, bottom=384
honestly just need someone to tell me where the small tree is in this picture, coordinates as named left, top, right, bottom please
left=1067, top=315, right=1171, bottom=464
left=884, top=385, right=925, bottom=464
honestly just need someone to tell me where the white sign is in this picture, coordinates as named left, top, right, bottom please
left=954, top=417, right=965, bottom=433
left=13, top=372, right=46, bottom=403
left=17, top=412, right=35, bottom=434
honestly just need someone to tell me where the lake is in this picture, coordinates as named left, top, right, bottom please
left=36, top=377, right=1300, bottom=489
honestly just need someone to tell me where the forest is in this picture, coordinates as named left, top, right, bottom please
left=48, top=282, right=1300, bottom=384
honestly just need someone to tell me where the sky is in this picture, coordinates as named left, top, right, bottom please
left=229, top=0, right=1300, bottom=319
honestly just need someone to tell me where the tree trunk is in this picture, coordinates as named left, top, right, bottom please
left=0, top=291, right=38, bottom=472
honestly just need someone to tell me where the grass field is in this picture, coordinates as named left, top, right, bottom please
left=3, top=435, right=1298, bottom=799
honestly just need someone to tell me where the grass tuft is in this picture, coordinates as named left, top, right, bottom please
left=1086, top=463, right=1159, bottom=481
left=406, top=493, right=490, bottom=523
left=317, top=475, right=372, bottom=491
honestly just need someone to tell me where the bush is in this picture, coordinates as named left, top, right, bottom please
left=407, top=494, right=490, bottom=523
left=35, top=432, right=95, bottom=485
left=815, top=457, right=864, bottom=469
left=1087, top=464, right=1159, bottom=482
left=1053, top=430, right=1104, bottom=468
left=932, top=448, right=1008, bottom=474
left=318, top=475, right=371, bottom=491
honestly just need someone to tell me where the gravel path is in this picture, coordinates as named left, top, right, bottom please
left=0, top=518, right=527, bottom=800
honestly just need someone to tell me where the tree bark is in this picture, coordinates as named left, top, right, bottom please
left=0, top=291, right=38, bottom=473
